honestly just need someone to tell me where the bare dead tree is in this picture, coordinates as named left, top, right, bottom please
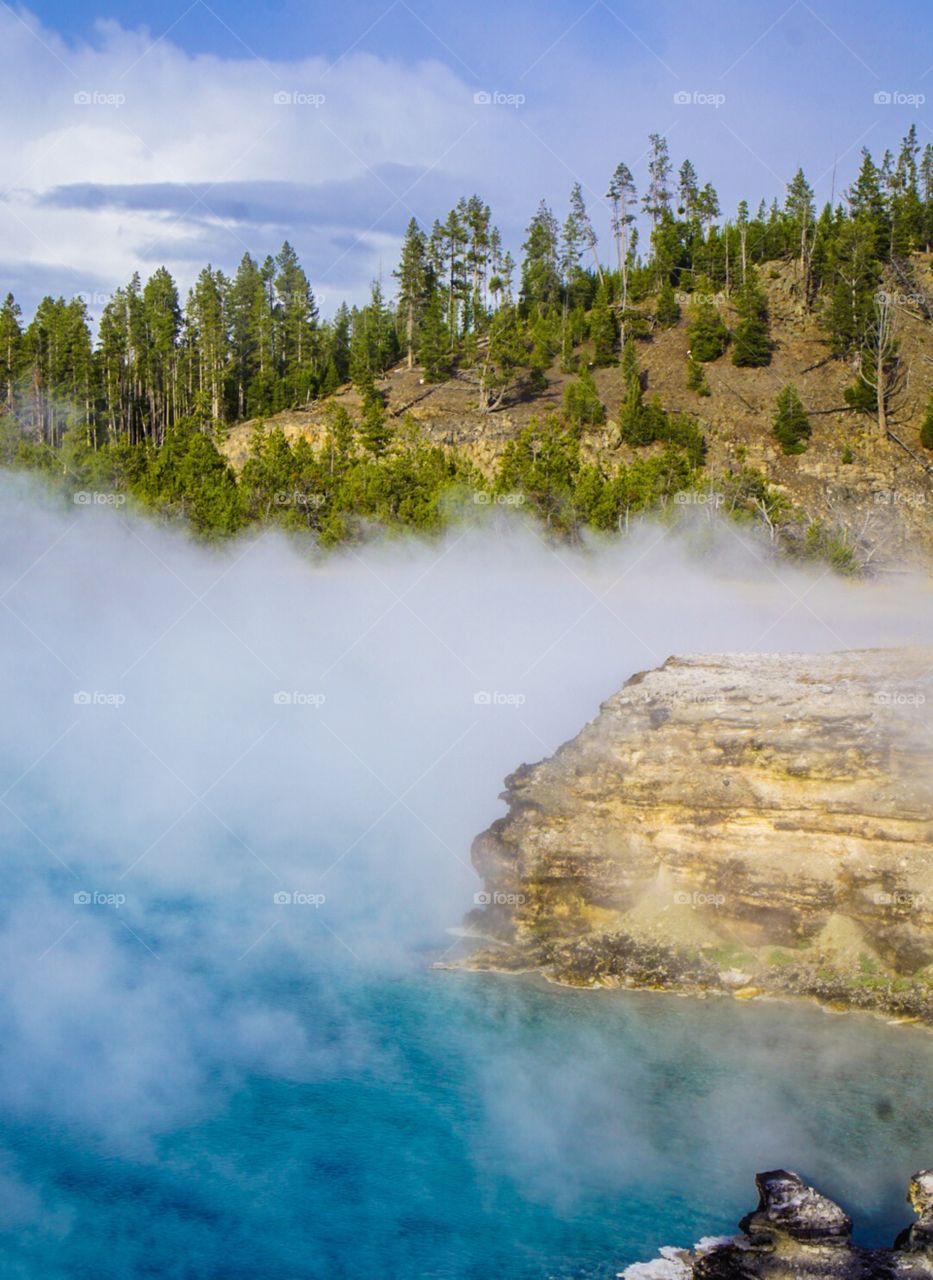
left=856, top=294, right=907, bottom=437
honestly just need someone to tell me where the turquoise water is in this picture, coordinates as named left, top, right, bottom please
left=1, top=960, right=931, bottom=1279
left=2, top=495, right=932, bottom=1278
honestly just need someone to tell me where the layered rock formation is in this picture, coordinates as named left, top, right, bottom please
left=623, top=1169, right=933, bottom=1278
left=466, top=649, right=933, bottom=1020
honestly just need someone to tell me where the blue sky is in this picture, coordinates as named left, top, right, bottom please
left=1, top=0, right=930, bottom=316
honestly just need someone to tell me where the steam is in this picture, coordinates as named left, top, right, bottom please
left=0, top=473, right=931, bottom=1255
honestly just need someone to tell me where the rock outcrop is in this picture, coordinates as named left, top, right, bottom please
left=623, top=1169, right=933, bottom=1278
left=465, top=649, right=933, bottom=1020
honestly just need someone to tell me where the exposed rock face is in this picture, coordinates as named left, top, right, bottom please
left=466, top=649, right=933, bottom=1019
left=624, top=1169, right=933, bottom=1278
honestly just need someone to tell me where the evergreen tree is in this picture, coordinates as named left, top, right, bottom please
left=187, top=267, right=228, bottom=428
left=142, top=268, right=182, bottom=442
left=607, top=161, right=636, bottom=309
left=349, top=307, right=375, bottom=399
left=731, top=271, right=771, bottom=366
left=847, top=150, right=889, bottom=259
left=562, top=367, right=605, bottom=427
left=393, top=218, right=428, bottom=368
left=687, top=292, right=729, bottom=362
left=920, top=394, right=933, bottom=450
left=655, top=280, right=680, bottom=327
left=784, top=168, right=815, bottom=293
left=0, top=293, right=23, bottom=408
left=520, top=201, right=561, bottom=312
left=478, top=303, right=528, bottom=411
left=359, top=393, right=394, bottom=457
left=418, top=293, right=450, bottom=382
left=589, top=281, right=617, bottom=366
left=642, top=133, right=673, bottom=225
left=568, top=182, right=603, bottom=284
left=678, top=159, right=700, bottom=220
left=686, top=357, right=710, bottom=396
left=274, top=241, right=319, bottom=404
left=228, top=254, right=265, bottom=419
left=772, top=384, right=811, bottom=454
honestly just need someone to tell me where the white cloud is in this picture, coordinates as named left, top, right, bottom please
left=0, top=10, right=546, bottom=311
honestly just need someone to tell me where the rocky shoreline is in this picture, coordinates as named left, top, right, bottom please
left=462, top=650, right=933, bottom=1023
left=622, top=1169, right=933, bottom=1279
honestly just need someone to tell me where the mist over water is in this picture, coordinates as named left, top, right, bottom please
left=1, top=474, right=932, bottom=1277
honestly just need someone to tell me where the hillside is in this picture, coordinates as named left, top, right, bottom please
left=222, top=256, right=933, bottom=566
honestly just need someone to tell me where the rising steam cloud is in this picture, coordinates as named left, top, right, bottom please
left=1, top=474, right=931, bottom=1257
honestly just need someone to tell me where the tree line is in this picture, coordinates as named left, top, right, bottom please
left=1, top=127, right=932, bottom=448
left=1, top=127, right=932, bottom=566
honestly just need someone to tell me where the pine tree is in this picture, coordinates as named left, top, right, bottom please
left=478, top=303, right=528, bottom=411
left=642, top=133, right=673, bottom=225
left=228, top=254, right=264, bottom=420
left=143, top=267, right=182, bottom=441
left=328, top=304, right=352, bottom=385
left=569, top=182, right=603, bottom=284
left=825, top=217, right=881, bottom=355
left=678, top=159, right=700, bottom=220
left=847, top=150, right=889, bottom=259
left=785, top=169, right=815, bottom=293
left=772, top=384, right=811, bottom=454
left=655, top=280, right=680, bottom=327
left=731, top=271, right=771, bottom=366
left=687, top=292, right=729, bottom=362
left=562, top=367, right=605, bottom=427
left=349, top=308, right=375, bottom=399
left=520, top=201, right=561, bottom=312
left=920, top=394, right=933, bottom=450
left=0, top=293, right=23, bottom=408
left=589, top=281, right=617, bottom=366
left=394, top=218, right=428, bottom=368
left=187, top=267, right=229, bottom=429
left=418, top=293, right=449, bottom=382
left=607, top=162, right=636, bottom=310
left=686, top=357, right=710, bottom=396
left=275, top=241, right=318, bottom=404
left=325, top=402, right=355, bottom=476
left=359, top=393, right=393, bottom=456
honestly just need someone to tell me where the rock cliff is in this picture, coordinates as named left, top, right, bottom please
left=623, top=1169, right=933, bottom=1278
left=465, top=648, right=933, bottom=1020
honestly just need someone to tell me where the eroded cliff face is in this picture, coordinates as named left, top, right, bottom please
left=466, top=649, right=933, bottom=1019
left=624, top=1169, right=933, bottom=1279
